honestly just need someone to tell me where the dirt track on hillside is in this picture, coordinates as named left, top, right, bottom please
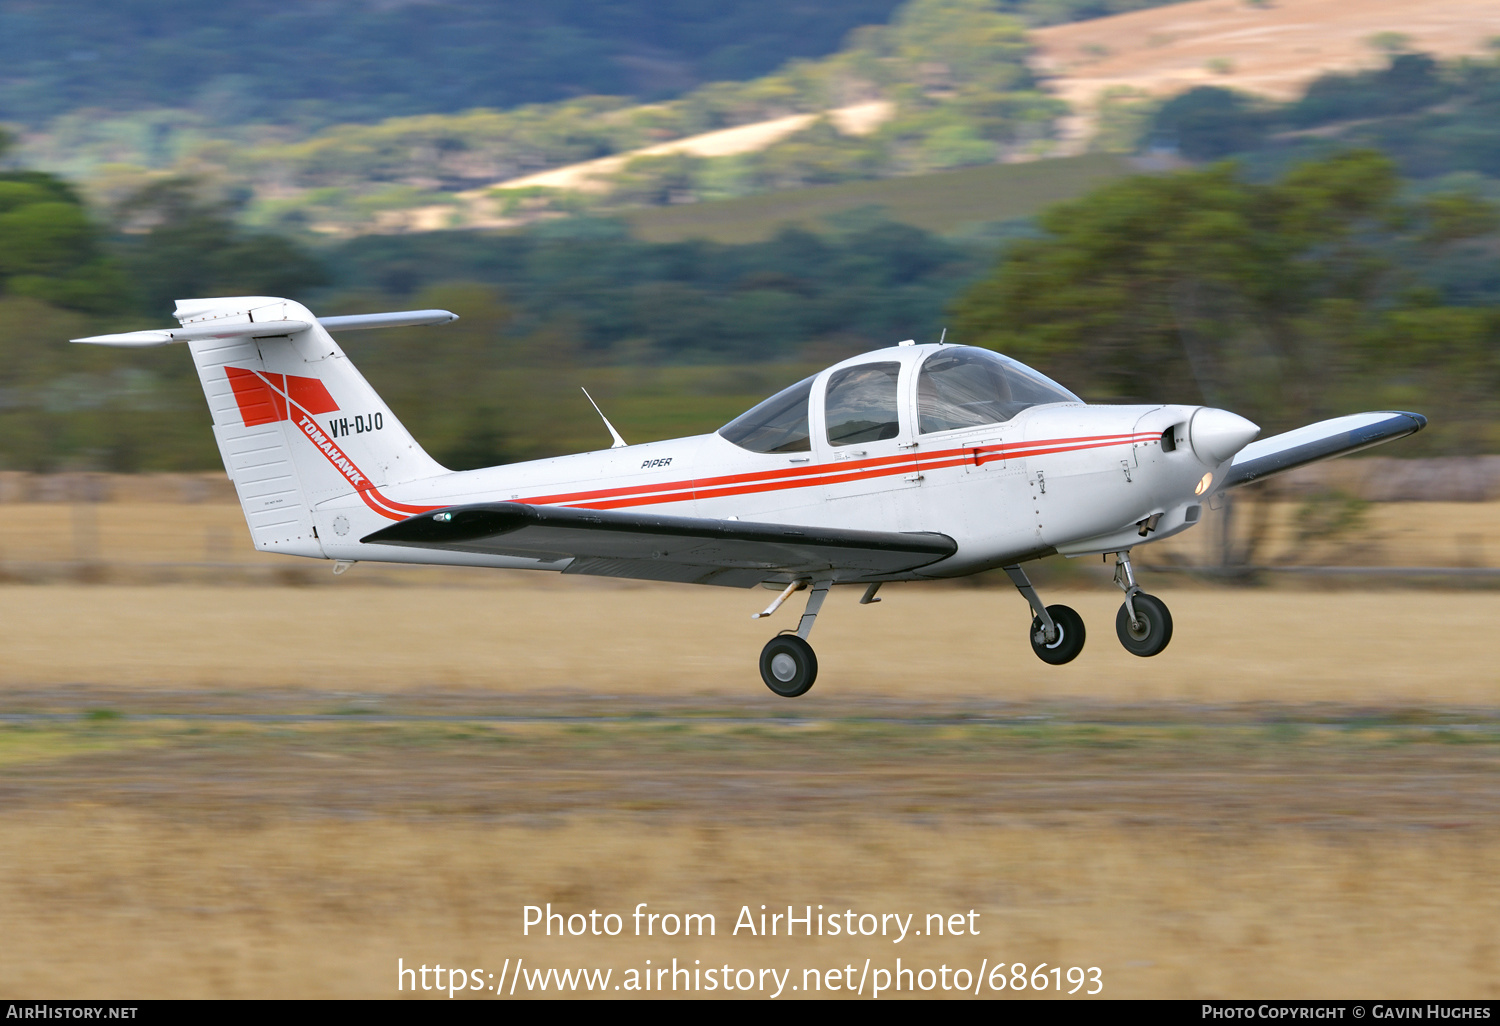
left=1034, top=0, right=1500, bottom=143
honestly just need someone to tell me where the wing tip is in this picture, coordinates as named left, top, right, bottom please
left=1220, top=409, right=1430, bottom=491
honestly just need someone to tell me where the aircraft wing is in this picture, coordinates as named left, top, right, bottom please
left=361, top=502, right=957, bottom=587
left=1219, top=411, right=1427, bottom=491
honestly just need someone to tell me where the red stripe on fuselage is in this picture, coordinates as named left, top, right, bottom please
left=526, top=431, right=1159, bottom=511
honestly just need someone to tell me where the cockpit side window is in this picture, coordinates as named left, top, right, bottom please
left=825, top=362, right=901, bottom=446
left=918, top=347, right=1079, bottom=433
left=718, top=374, right=815, bottom=453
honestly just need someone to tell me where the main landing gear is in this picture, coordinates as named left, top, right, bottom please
left=1004, top=550, right=1173, bottom=664
left=753, top=578, right=832, bottom=697
left=1004, top=565, right=1085, bottom=664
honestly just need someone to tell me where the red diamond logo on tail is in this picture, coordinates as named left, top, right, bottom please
left=226, top=367, right=338, bottom=426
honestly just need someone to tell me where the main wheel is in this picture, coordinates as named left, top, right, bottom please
left=1030, top=604, right=1086, bottom=665
left=759, top=634, right=818, bottom=697
left=1115, top=592, right=1173, bottom=656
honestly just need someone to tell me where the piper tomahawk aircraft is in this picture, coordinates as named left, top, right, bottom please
left=76, top=296, right=1426, bottom=696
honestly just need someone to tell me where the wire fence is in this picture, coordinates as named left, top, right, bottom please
left=0, top=471, right=1496, bottom=587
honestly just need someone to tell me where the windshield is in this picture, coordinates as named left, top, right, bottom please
left=917, top=347, right=1080, bottom=433
left=718, top=374, right=815, bottom=453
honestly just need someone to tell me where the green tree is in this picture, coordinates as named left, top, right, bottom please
left=112, top=178, right=328, bottom=314
left=1147, top=87, right=1267, bottom=160
left=0, top=170, right=129, bottom=313
left=950, top=151, right=1496, bottom=433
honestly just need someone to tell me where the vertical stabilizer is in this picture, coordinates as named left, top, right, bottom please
left=177, top=296, right=448, bottom=557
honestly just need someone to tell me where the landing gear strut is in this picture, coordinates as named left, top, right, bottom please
left=755, top=578, right=830, bottom=697
left=1004, top=564, right=1086, bottom=665
left=1112, top=550, right=1172, bottom=657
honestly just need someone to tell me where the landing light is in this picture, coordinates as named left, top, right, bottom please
left=1194, top=473, right=1213, bottom=496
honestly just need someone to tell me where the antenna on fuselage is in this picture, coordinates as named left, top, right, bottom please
left=581, top=387, right=628, bottom=449
left=939, top=328, right=947, bottom=344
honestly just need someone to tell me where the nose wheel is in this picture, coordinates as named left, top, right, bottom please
left=1113, top=552, right=1173, bottom=657
left=1116, top=592, right=1172, bottom=656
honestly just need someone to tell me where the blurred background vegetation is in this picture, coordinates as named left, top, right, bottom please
left=1, top=0, right=1498, bottom=474
left=10, top=0, right=1169, bottom=229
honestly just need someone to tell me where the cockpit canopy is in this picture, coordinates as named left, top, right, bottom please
left=916, top=347, right=1080, bottom=433
left=718, top=346, right=1080, bottom=454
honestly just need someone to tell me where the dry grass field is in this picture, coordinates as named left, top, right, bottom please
left=2, top=582, right=1500, bottom=705
left=0, top=494, right=1496, bottom=999
left=1, top=812, right=1495, bottom=999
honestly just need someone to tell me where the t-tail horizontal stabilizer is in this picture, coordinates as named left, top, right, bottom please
left=71, top=309, right=458, bottom=347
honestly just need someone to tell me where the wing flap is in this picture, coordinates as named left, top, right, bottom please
left=361, top=502, right=957, bottom=583
left=562, top=557, right=771, bottom=588
left=1220, top=411, right=1427, bottom=490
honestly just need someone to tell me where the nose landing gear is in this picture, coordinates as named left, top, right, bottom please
left=1112, top=551, right=1172, bottom=657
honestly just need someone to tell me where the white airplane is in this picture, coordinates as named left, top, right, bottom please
left=76, top=296, right=1426, bottom=697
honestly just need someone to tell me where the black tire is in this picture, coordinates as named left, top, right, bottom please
left=760, top=634, right=818, bottom=697
left=1115, top=592, right=1173, bottom=657
left=1030, top=604, right=1086, bottom=665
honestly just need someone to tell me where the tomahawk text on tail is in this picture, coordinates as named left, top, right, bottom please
left=74, top=296, right=1427, bottom=696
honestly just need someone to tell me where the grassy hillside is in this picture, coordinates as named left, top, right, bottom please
left=625, top=152, right=1132, bottom=242
left=17, top=0, right=1156, bottom=235
left=0, top=1, right=908, bottom=129
left=0, top=1, right=1187, bottom=132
